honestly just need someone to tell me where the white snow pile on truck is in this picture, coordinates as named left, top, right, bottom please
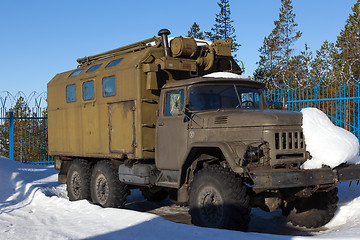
left=204, top=71, right=248, bottom=79
left=301, top=107, right=360, bottom=169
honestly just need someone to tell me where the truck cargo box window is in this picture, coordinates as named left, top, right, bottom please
left=86, top=64, right=102, bottom=73
left=68, top=69, right=83, bottom=77
left=165, top=90, right=184, bottom=116
left=105, top=58, right=123, bottom=68
left=83, top=80, right=94, bottom=100
left=102, top=76, right=116, bottom=97
left=66, top=84, right=76, bottom=102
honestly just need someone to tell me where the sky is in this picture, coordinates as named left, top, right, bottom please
left=0, top=0, right=357, bottom=97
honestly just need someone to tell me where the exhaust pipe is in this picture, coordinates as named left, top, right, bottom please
left=158, top=29, right=171, bottom=57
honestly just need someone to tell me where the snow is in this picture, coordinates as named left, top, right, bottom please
left=301, top=108, right=360, bottom=169
left=1, top=156, right=360, bottom=239
left=203, top=72, right=248, bottom=79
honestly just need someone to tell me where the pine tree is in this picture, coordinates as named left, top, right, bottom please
left=255, top=0, right=302, bottom=87
left=254, top=29, right=281, bottom=88
left=205, top=0, right=240, bottom=55
left=274, top=0, right=302, bottom=82
left=289, top=43, right=312, bottom=87
left=9, top=97, right=32, bottom=162
left=311, top=40, right=341, bottom=84
left=187, top=22, right=205, bottom=40
left=336, top=0, right=360, bottom=82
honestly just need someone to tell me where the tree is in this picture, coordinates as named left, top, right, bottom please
left=254, top=29, right=282, bottom=88
left=255, top=0, right=302, bottom=87
left=336, top=0, right=360, bottom=82
left=205, top=0, right=240, bottom=56
left=289, top=43, right=312, bottom=87
left=274, top=0, right=302, bottom=82
left=311, top=40, right=341, bottom=84
left=187, top=22, right=205, bottom=40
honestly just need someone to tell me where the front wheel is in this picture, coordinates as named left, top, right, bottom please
left=90, top=161, right=128, bottom=208
left=188, top=165, right=250, bottom=231
left=283, top=187, right=338, bottom=228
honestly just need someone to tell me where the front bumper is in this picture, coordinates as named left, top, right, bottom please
left=249, top=164, right=360, bottom=189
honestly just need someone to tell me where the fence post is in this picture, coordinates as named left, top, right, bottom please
left=9, top=111, right=14, bottom=160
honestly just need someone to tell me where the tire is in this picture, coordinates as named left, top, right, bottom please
left=66, top=159, right=92, bottom=201
left=188, top=165, right=250, bottom=231
left=283, top=187, right=338, bottom=228
left=90, top=161, right=128, bottom=208
left=141, top=187, right=168, bottom=202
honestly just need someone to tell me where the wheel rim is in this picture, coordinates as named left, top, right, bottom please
left=199, top=186, right=224, bottom=226
left=70, top=171, right=81, bottom=198
left=95, top=173, right=109, bottom=205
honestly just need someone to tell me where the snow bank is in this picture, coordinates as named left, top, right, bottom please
left=203, top=72, right=248, bottom=79
left=1, top=154, right=360, bottom=239
left=301, top=108, right=360, bottom=169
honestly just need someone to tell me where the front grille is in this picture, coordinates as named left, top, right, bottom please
left=275, top=131, right=304, bottom=150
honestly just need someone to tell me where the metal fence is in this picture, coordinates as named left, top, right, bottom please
left=266, top=81, right=360, bottom=141
left=1, top=80, right=360, bottom=165
left=0, top=92, right=52, bottom=165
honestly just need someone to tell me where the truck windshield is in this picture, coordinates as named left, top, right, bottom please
left=188, top=85, right=263, bottom=111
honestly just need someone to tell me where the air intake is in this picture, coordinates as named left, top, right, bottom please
left=214, top=116, right=228, bottom=124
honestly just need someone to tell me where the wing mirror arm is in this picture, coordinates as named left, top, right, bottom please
left=183, top=104, right=192, bottom=123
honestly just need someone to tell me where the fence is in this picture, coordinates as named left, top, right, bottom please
left=0, top=92, right=52, bottom=165
left=266, top=79, right=360, bottom=141
left=1, top=80, right=360, bottom=165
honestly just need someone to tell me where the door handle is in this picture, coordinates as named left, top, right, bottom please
left=158, top=122, right=164, bottom=126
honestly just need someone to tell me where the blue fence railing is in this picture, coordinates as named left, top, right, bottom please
left=265, top=83, right=360, bottom=142
left=0, top=92, right=52, bottom=165
left=1, top=82, right=360, bottom=165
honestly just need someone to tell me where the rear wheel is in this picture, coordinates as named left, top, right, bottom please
left=90, top=161, right=128, bottom=208
left=283, top=187, right=338, bottom=228
left=189, top=165, right=250, bottom=231
left=67, top=159, right=92, bottom=201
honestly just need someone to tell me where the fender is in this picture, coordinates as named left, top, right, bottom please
left=180, top=141, right=248, bottom=183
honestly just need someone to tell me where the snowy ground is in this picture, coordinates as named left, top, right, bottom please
left=1, top=157, right=360, bottom=240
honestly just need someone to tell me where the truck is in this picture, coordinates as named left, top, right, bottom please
left=48, top=29, right=360, bottom=231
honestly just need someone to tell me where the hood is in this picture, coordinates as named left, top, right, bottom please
left=202, top=109, right=302, bottom=128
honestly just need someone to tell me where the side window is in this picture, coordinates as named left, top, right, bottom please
left=83, top=80, right=94, bottom=100
left=86, top=64, right=102, bottom=73
left=165, top=90, right=184, bottom=116
left=105, top=58, right=123, bottom=68
left=102, top=76, right=116, bottom=97
left=69, top=69, right=83, bottom=77
left=66, top=84, right=76, bottom=102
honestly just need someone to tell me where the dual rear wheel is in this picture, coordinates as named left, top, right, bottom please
left=66, top=160, right=128, bottom=208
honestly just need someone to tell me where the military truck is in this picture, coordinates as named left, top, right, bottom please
left=48, top=29, right=360, bottom=231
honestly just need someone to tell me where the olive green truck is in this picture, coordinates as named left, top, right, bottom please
left=48, top=29, right=360, bottom=231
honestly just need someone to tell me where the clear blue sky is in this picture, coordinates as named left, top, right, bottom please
left=0, top=0, right=356, bottom=95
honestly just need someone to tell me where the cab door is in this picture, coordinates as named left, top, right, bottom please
left=155, top=88, right=188, bottom=170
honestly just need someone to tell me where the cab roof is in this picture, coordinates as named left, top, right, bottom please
left=162, top=76, right=265, bottom=89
